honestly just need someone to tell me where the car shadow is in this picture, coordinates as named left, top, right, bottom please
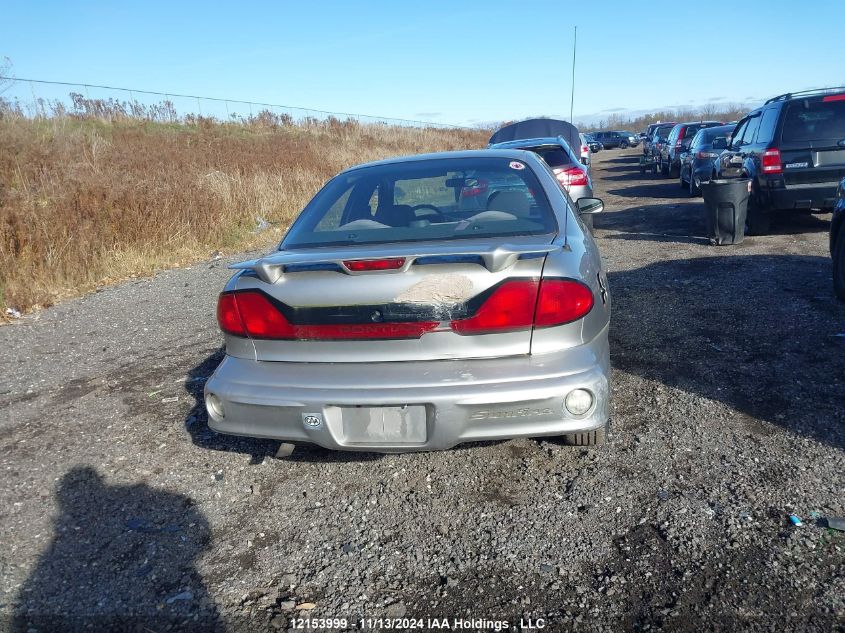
left=600, top=164, right=647, bottom=174
left=608, top=253, right=845, bottom=449
left=607, top=181, right=694, bottom=199
left=183, top=349, right=384, bottom=463
left=766, top=211, right=832, bottom=236
left=600, top=155, right=640, bottom=164
left=599, top=197, right=831, bottom=243
left=12, top=466, right=225, bottom=632
left=598, top=202, right=710, bottom=245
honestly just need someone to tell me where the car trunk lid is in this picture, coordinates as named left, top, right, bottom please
left=780, top=96, right=845, bottom=185
left=228, top=237, right=559, bottom=362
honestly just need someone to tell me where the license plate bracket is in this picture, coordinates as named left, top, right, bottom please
left=337, top=405, right=427, bottom=445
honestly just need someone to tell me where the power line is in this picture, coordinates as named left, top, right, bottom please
left=0, top=75, right=465, bottom=129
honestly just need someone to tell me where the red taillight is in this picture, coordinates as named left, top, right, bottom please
left=533, top=279, right=594, bottom=327
left=343, top=258, right=406, bottom=272
left=217, top=293, right=247, bottom=336
left=450, top=278, right=594, bottom=335
left=822, top=94, right=845, bottom=102
left=581, top=144, right=589, bottom=154
left=461, top=178, right=489, bottom=197
left=229, top=291, right=296, bottom=338
left=451, top=280, right=538, bottom=335
left=762, top=148, right=782, bottom=174
left=553, top=166, right=589, bottom=189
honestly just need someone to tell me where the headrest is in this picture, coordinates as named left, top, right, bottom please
left=486, top=191, right=530, bottom=217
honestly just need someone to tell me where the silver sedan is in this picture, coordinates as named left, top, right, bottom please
left=205, top=150, right=611, bottom=453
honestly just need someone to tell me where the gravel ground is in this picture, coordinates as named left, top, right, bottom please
left=1, top=149, right=843, bottom=633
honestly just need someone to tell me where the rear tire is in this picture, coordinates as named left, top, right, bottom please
left=745, top=185, right=771, bottom=235
left=620, top=141, right=628, bottom=149
left=689, top=172, right=700, bottom=196
left=563, top=424, right=607, bottom=446
left=833, top=220, right=845, bottom=301
left=668, top=159, right=679, bottom=179
left=660, top=155, right=669, bottom=176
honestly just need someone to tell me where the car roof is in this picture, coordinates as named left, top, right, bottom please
left=341, top=148, right=544, bottom=173
left=764, top=86, right=845, bottom=105
left=692, top=124, right=735, bottom=136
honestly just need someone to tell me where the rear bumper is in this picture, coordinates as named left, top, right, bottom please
left=693, top=161, right=717, bottom=184
left=766, top=181, right=838, bottom=212
left=204, top=336, right=610, bottom=452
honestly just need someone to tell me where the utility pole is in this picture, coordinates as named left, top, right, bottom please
left=570, top=26, right=577, bottom=123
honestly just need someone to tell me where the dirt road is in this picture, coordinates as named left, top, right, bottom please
left=1, top=149, right=843, bottom=632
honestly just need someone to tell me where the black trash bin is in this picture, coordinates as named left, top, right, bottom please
left=701, top=178, right=750, bottom=245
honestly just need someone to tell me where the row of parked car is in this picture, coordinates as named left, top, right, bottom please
left=625, top=87, right=845, bottom=299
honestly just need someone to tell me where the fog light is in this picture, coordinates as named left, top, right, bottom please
left=205, top=393, right=225, bottom=419
left=565, top=389, right=594, bottom=416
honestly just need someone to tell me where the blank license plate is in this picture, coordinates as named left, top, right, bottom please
left=340, top=405, right=427, bottom=445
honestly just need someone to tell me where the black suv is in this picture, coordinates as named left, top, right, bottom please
left=593, top=131, right=631, bottom=149
left=714, top=87, right=845, bottom=234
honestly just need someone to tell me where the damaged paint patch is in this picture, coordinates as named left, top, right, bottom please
left=395, top=274, right=475, bottom=304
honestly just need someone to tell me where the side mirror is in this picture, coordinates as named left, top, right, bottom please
left=576, top=197, right=604, bottom=214
left=711, top=137, right=728, bottom=150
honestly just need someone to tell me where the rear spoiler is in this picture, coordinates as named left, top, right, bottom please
left=230, top=243, right=562, bottom=284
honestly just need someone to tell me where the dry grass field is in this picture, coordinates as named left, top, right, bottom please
left=0, top=110, right=488, bottom=313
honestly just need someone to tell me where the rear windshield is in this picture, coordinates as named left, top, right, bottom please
left=526, top=145, right=572, bottom=168
left=782, top=98, right=845, bottom=142
left=699, top=126, right=734, bottom=144
left=682, top=123, right=715, bottom=138
left=656, top=124, right=675, bottom=137
left=283, top=157, right=557, bottom=248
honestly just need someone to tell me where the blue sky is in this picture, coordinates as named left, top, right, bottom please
left=2, top=0, right=844, bottom=126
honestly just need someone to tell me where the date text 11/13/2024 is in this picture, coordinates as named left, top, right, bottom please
left=291, top=617, right=547, bottom=630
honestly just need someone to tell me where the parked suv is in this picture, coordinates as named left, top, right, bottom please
left=659, top=121, right=723, bottom=177
left=642, top=123, right=675, bottom=156
left=619, top=131, right=639, bottom=148
left=593, top=131, right=631, bottom=149
left=714, top=87, right=845, bottom=234
left=647, top=123, right=677, bottom=161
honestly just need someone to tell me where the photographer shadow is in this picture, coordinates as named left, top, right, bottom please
left=13, top=466, right=224, bottom=632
